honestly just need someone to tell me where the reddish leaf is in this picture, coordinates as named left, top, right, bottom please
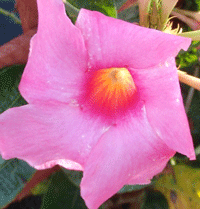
left=0, top=0, right=38, bottom=68
left=118, top=0, right=138, bottom=13
left=0, top=29, right=36, bottom=69
left=15, top=0, right=38, bottom=33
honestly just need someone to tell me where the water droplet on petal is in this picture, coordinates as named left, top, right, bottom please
left=70, top=99, right=79, bottom=107
left=155, top=129, right=162, bottom=138
left=102, top=126, right=110, bottom=133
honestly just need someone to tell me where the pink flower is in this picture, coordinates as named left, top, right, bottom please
left=0, top=0, right=195, bottom=208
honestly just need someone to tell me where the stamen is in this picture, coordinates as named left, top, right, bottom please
left=87, top=68, right=137, bottom=114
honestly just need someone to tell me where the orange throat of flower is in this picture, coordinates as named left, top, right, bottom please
left=87, top=67, right=137, bottom=115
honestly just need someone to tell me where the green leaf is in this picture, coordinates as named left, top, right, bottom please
left=197, top=0, right=200, bottom=10
left=41, top=170, right=87, bottom=209
left=0, top=155, right=5, bottom=165
left=31, top=179, right=51, bottom=196
left=66, top=0, right=117, bottom=18
left=63, top=0, right=79, bottom=23
left=188, top=90, right=200, bottom=136
left=114, top=0, right=129, bottom=10
left=118, top=5, right=139, bottom=23
left=62, top=168, right=83, bottom=187
left=143, top=189, right=169, bottom=209
left=179, top=30, right=200, bottom=41
left=119, top=184, right=151, bottom=193
left=0, top=65, right=27, bottom=114
left=176, top=42, right=199, bottom=68
left=0, top=159, right=35, bottom=208
left=154, top=164, right=200, bottom=208
left=182, top=0, right=198, bottom=11
left=101, top=188, right=145, bottom=209
left=6, top=195, right=42, bottom=209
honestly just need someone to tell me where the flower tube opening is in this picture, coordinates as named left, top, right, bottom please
left=85, top=67, right=138, bottom=118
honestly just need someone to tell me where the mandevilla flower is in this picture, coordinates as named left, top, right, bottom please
left=0, top=0, right=195, bottom=208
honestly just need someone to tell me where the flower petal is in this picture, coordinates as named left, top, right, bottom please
left=133, top=57, right=195, bottom=160
left=75, top=9, right=191, bottom=70
left=19, top=0, right=87, bottom=104
left=81, top=110, right=175, bottom=209
left=0, top=103, right=107, bottom=170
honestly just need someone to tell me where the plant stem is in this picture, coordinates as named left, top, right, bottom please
left=178, top=69, right=200, bottom=91
left=185, top=67, right=199, bottom=113
left=0, top=8, right=21, bottom=25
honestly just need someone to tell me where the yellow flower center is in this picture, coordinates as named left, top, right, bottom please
left=87, top=67, right=137, bottom=114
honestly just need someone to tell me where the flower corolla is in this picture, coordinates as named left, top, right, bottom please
left=0, top=0, right=195, bottom=208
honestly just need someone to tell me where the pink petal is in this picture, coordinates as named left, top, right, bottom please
left=19, top=0, right=87, bottom=104
left=81, top=111, right=175, bottom=209
left=35, top=159, right=83, bottom=170
left=133, top=57, right=195, bottom=160
left=0, top=103, right=108, bottom=170
left=75, top=9, right=191, bottom=70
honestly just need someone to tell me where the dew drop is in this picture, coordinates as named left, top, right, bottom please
left=102, top=126, right=110, bottom=133
left=155, top=129, right=162, bottom=138
left=88, top=62, right=92, bottom=69
left=70, top=99, right=79, bottom=107
left=87, top=144, right=91, bottom=150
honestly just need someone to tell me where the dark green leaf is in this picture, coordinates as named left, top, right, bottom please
left=41, top=169, right=87, bottom=209
left=0, top=159, right=35, bottom=208
left=101, top=189, right=145, bottom=209
left=182, top=0, right=198, bottom=11
left=63, top=0, right=79, bottom=23
left=114, top=0, right=129, bottom=10
left=119, top=184, right=151, bottom=193
left=62, top=168, right=82, bottom=187
left=5, top=195, right=42, bottom=209
left=143, top=189, right=169, bottom=209
left=118, top=5, right=139, bottom=23
left=0, top=155, right=5, bottom=165
left=188, top=90, right=200, bottom=136
left=176, top=42, right=199, bottom=68
left=67, top=0, right=117, bottom=18
left=0, top=65, right=27, bottom=114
